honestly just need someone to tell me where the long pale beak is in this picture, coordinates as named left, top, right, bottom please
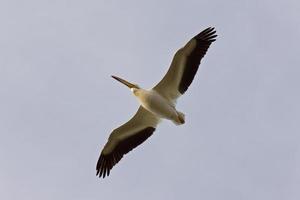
left=111, top=75, right=139, bottom=89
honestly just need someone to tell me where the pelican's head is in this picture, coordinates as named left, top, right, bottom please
left=111, top=75, right=140, bottom=95
left=130, top=87, right=138, bottom=93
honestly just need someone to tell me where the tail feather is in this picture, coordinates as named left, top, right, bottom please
left=178, top=112, right=185, bottom=124
left=173, top=111, right=185, bottom=125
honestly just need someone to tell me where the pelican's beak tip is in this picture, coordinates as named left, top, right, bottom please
left=111, top=75, right=120, bottom=81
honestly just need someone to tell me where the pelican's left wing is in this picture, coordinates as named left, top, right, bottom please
left=153, top=27, right=217, bottom=102
left=96, top=106, right=160, bottom=178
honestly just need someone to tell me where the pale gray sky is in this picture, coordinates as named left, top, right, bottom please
left=0, top=0, right=300, bottom=199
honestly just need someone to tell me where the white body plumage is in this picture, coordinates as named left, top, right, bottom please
left=131, top=88, right=184, bottom=124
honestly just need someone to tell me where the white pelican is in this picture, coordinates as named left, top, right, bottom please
left=96, top=27, right=217, bottom=178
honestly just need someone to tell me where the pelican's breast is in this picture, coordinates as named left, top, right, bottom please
left=136, top=89, right=177, bottom=120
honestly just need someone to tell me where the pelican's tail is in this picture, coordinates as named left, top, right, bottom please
left=173, top=111, right=185, bottom=125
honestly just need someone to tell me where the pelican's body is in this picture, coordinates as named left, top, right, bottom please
left=132, top=88, right=184, bottom=124
left=96, top=27, right=217, bottom=178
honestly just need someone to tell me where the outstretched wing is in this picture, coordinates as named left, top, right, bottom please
left=96, top=106, right=160, bottom=178
left=153, top=27, right=217, bottom=102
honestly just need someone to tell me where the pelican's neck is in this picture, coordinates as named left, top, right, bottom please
left=132, top=87, right=155, bottom=98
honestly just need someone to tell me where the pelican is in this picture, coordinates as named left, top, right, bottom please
left=96, top=27, right=217, bottom=178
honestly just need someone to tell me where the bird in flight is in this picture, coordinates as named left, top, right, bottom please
left=96, top=27, right=217, bottom=178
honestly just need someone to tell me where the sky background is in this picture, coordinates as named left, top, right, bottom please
left=0, top=0, right=300, bottom=199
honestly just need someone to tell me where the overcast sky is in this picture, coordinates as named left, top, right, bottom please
left=0, top=0, right=300, bottom=199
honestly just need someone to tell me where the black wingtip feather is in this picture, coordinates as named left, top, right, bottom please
left=178, top=27, right=217, bottom=94
left=96, top=127, right=156, bottom=179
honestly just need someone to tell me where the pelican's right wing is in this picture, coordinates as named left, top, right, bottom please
left=96, top=106, right=160, bottom=178
left=153, top=27, right=217, bottom=102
